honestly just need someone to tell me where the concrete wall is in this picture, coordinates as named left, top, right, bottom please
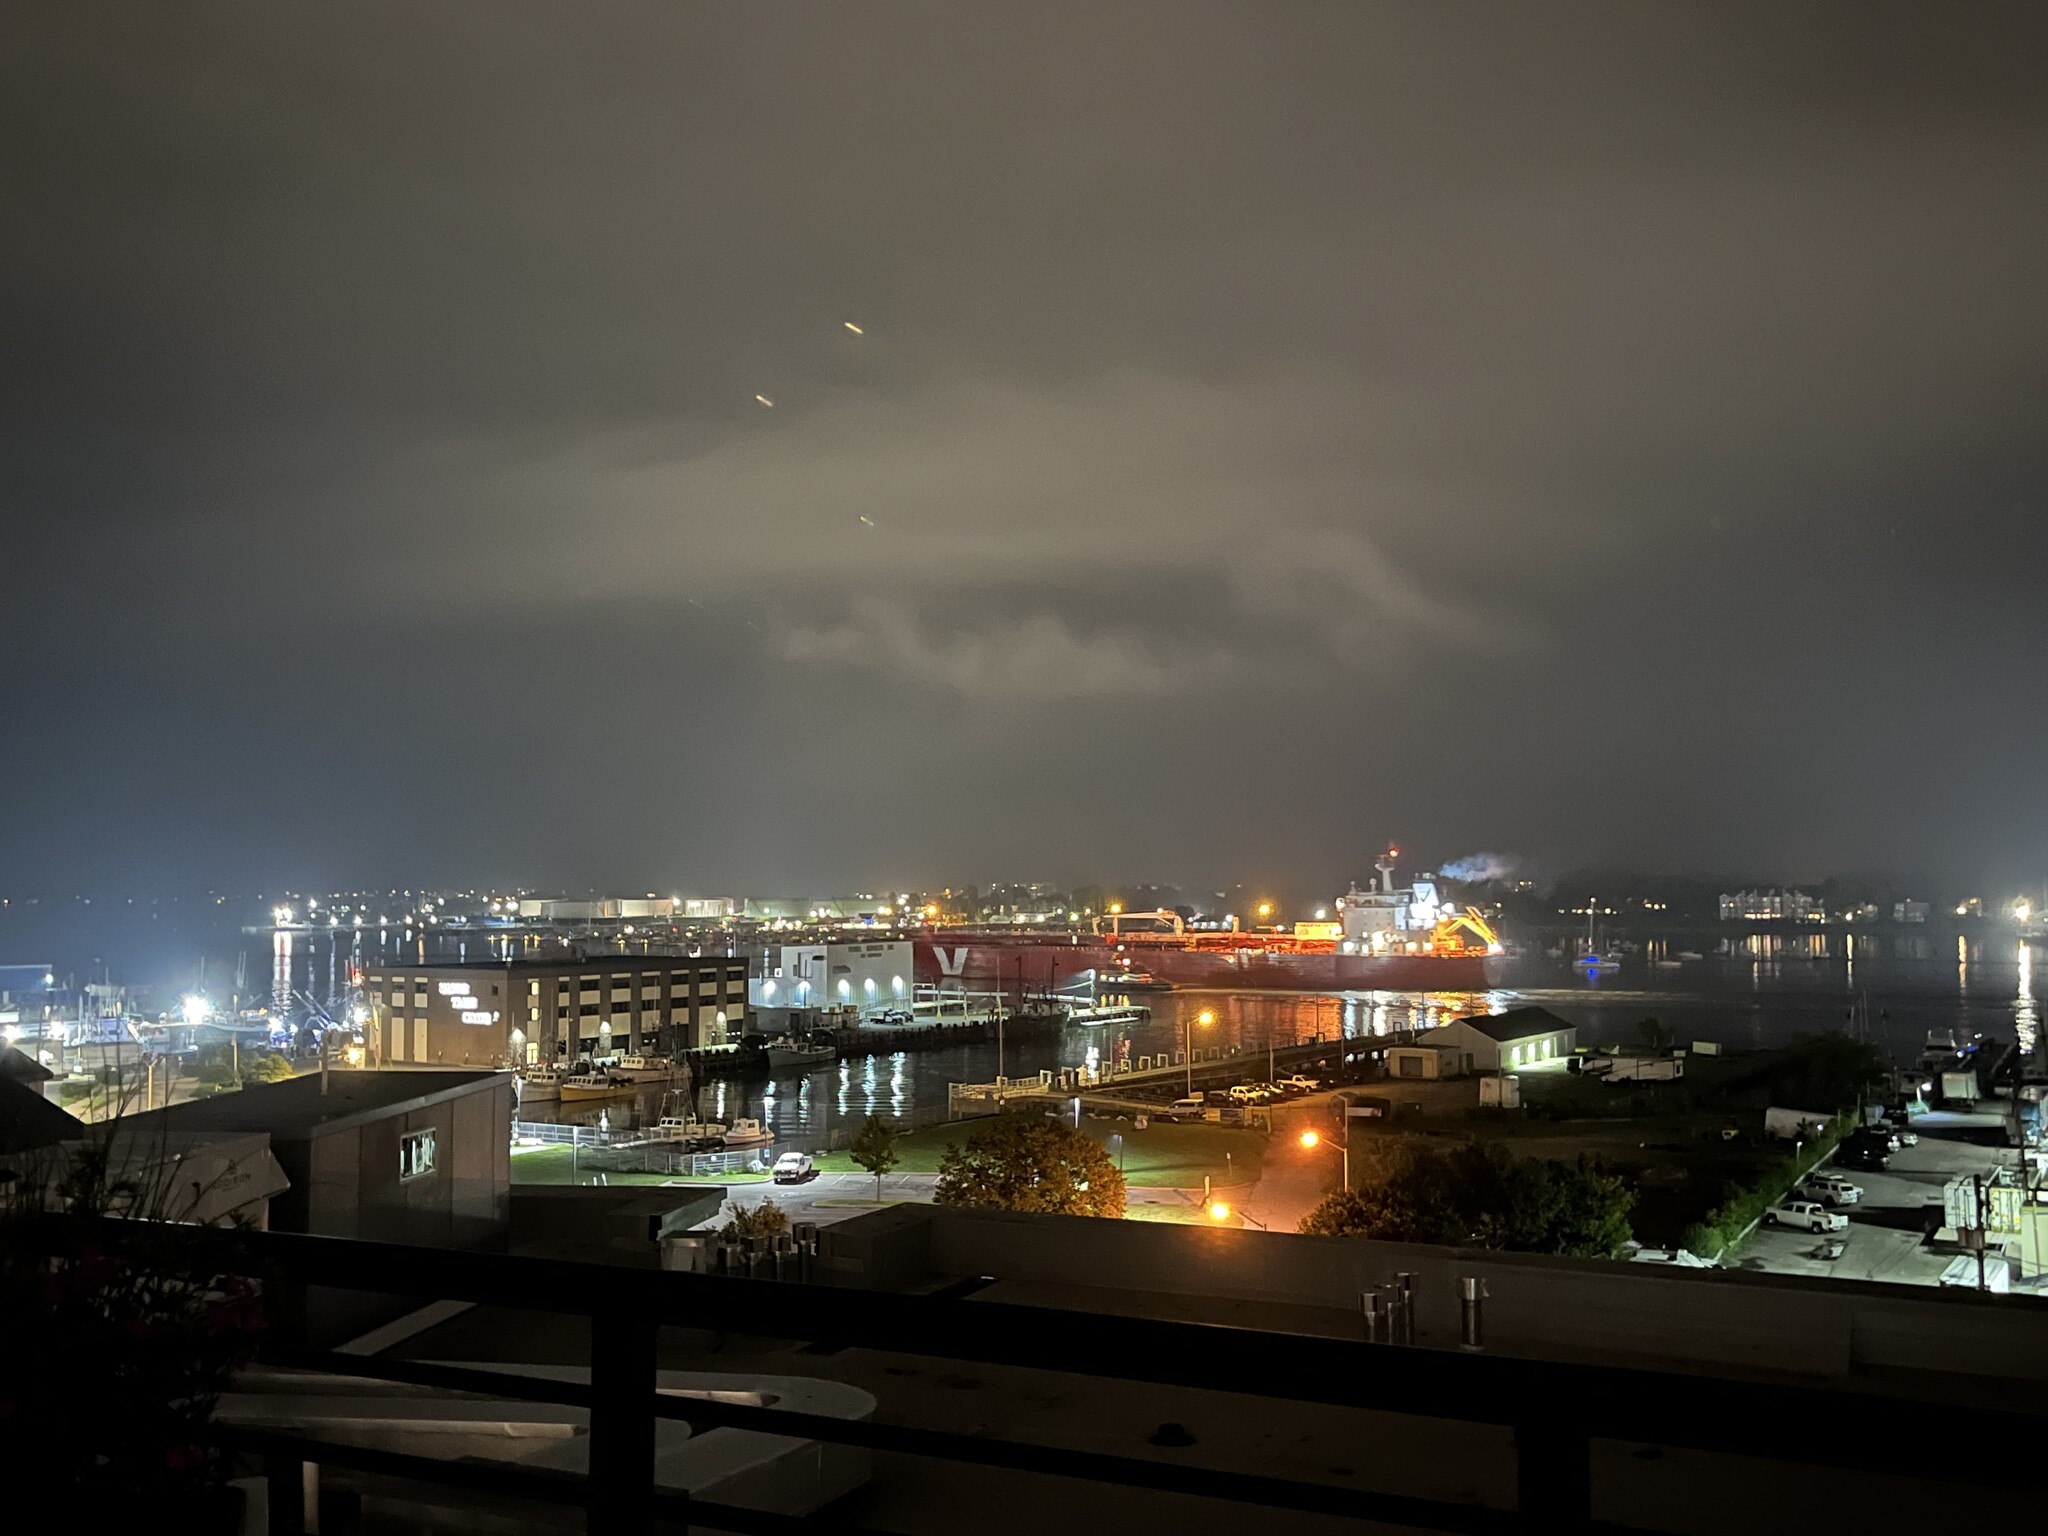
left=820, top=1204, right=2048, bottom=1388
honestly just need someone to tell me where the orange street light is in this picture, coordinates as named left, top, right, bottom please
left=1187, top=1008, right=1216, bottom=1093
left=1301, top=1122, right=1350, bottom=1188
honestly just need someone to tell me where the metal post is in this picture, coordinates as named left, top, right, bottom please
left=1458, top=1276, right=1487, bottom=1351
left=1359, top=1289, right=1387, bottom=1343
left=588, top=1313, right=658, bottom=1535
left=1975, top=1173, right=1988, bottom=1292
left=1395, top=1272, right=1416, bottom=1346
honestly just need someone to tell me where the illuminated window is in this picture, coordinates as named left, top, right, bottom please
left=399, top=1129, right=437, bottom=1182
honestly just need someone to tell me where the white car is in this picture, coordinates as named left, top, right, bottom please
left=1801, top=1175, right=1863, bottom=1207
left=1765, top=1200, right=1848, bottom=1234
left=1226, top=1083, right=1271, bottom=1104
left=1165, top=1095, right=1208, bottom=1120
left=772, top=1151, right=815, bottom=1184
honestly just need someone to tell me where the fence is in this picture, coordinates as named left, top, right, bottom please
left=42, top=1216, right=2048, bottom=1535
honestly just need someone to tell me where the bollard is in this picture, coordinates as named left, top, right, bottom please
left=1394, top=1271, right=1416, bottom=1346
left=1458, top=1276, right=1487, bottom=1351
left=1359, top=1288, right=1391, bottom=1344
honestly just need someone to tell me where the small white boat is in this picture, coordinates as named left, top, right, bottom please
left=1574, top=952, right=1621, bottom=976
left=1676, top=951, right=1704, bottom=962
left=1653, top=959, right=1684, bottom=970
left=608, top=1053, right=678, bottom=1083
left=560, top=1071, right=634, bottom=1103
left=517, top=1066, right=563, bottom=1102
left=720, top=1116, right=774, bottom=1150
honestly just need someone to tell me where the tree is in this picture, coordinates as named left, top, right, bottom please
left=848, top=1114, right=903, bottom=1200
left=1636, top=1016, right=1673, bottom=1050
left=933, top=1113, right=1126, bottom=1218
left=1296, top=1140, right=1632, bottom=1257
left=721, top=1198, right=790, bottom=1240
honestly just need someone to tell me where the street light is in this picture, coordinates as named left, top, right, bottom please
left=1187, top=1007, right=1216, bottom=1094
left=1299, top=1126, right=1349, bottom=1191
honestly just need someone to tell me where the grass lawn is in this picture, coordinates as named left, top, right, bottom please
left=511, top=1117, right=1270, bottom=1191
left=510, top=1144, right=772, bottom=1187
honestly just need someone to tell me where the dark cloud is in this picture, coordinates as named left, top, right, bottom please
left=4, top=3, right=2047, bottom=894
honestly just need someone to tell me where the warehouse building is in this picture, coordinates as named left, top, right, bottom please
left=362, top=955, right=748, bottom=1068
left=1410, top=1007, right=1577, bottom=1075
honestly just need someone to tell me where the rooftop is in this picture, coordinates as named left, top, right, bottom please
left=362, top=955, right=744, bottom=977
left=132, top=1068, right=507, bottom=1139
left=1443, top=1005, right=1576, bottom=1043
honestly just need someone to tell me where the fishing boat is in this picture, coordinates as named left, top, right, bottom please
left=1676, top=951, right=1704, bottom=962
left=517, top=1065, right=564, bottom=1102
left=720, top=1117, right=774, bottom=1150
left=763, top=1037, right=837, bottom=1072
left=653, top=1116, right=723, bottom=1144
left=559, top=1070, right=634, bottom=1103
left=608, top=1053, right=678, bottom=1083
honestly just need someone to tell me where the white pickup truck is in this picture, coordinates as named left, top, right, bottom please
left=1764, top=1199, right=1848, bottom=1234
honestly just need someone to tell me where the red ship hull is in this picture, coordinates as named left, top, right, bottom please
left=914, top=934, right=1502, bottom=996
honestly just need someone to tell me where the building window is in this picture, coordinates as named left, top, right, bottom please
left=399, top=1129, right=437, bottom=1182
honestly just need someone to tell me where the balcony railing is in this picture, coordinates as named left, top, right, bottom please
left=47, top=1220, right=2048, bottom=1534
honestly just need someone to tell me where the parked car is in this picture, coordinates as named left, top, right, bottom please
left=1854, top=1127, right=1903, bottom=1153
left=772, top=1151, right=815, bottom=1184
left=1800, top=1174, right=1862, bottom=1207
left=1274, top=1074, right=1322, bottom=1093
left=1765, top=1200, right=1849, bottom=1234
left=875, top=1008, right=913, bottom=1024
left=1166, top=1095, right=1208, bottom=1120
left=1836, top=1146, right=1890, bottom=1172
left=1226, top=1083, right=1268, bottom=1104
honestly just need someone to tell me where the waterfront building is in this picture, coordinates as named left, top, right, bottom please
left=751, top=940, right=914, bottom=1020
left=1412, top=1007, right=1576, bottom=1074
left=1717, top=888, right=1821, bottom=922
left=361, top=956, right=747, bottom=1067
left=1895, top=899, right=1931, bottom=924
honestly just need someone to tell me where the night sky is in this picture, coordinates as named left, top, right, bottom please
left=6, top=4, right=2047, bottom=897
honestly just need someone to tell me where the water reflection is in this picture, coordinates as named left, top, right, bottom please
left=2019, top=943, right=2038, bottom=1056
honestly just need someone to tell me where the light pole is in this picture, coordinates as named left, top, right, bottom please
left=1299, top=1125, right=1349, bottom=1190
left=1186, top=1008, right=1216, bottom=1095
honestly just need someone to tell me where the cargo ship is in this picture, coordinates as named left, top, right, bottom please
left=914, top=852, right=1505, bottom=997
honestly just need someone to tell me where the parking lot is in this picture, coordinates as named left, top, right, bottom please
left=1728, top=1112, right=2023, bottom=1287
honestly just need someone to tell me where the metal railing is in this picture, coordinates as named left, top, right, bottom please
left=42, top=1218, right=2048, bottom=1535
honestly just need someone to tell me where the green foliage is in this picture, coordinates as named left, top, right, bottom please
left=244, top=1052, right=297, bottom=1084
left=720, top=1198, right=791, bottom=1240
left=1297, top=1140, right=1633, bottom=1257
left=848, top=1114, right=903, bottom=1198
left=934, top=1113, right=1127, bottom=1218
left=56, top=1080, right=91, bottom=1104
left=1636, top=1016, right=1673, bottom=1049
left=1681, top=1113, right=1852, bottom=1258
